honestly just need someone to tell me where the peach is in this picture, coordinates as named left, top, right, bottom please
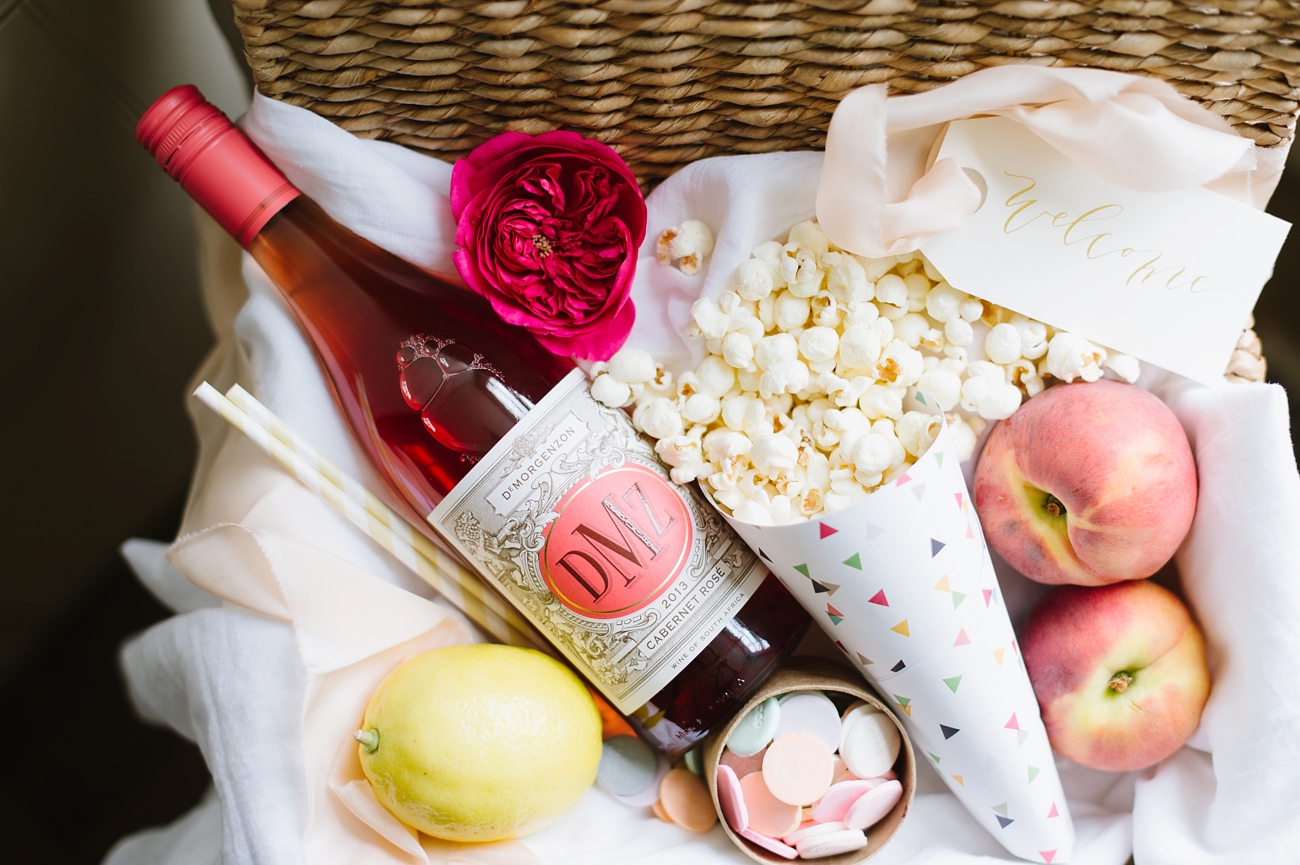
left=974, top=379, right=1196, bottom=586
left=1022, top=580, right=1210, bottom=772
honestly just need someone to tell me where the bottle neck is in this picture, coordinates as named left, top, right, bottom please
left=137, top=85, right=302, bottom=248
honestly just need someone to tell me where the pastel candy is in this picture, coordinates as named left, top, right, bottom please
left=810, top=779, right=875, bottom=823
left=652, top=798, right=673, bottom=823
left=773, top=693, right=843, bottom=754
left=840, top=699, right=867, bottom=718
left=716, top=764, right=748, bottom=833
left=721, top=745, right=767, bottom=779
left=660, top=768, right=718, bottom=832
left=597, top=735, right=658, bottom=796
left=841, top=710, right=902, bottom=780
left=830, top=755, right=858, bottom=785
left=783, top=820, right=846, bottom=845
left=684, top=748, right=702, bottom=775
left=838, top=704, right=874, bottom=751
left=796, top=828, right=868, bottom=859
left=843, top=779, right=904, bottom=831
left=612, top=753, right=670, bottom=807
left=740, top=771, right=802, bottom=837
left=729, top=697, right=781, bottom=757
left=741, top=827, right=799, bottom=860
left=763, top=732, right=835, bottom=806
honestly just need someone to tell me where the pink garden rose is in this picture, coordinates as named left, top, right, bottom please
left=450, top=131, right=646, bottom=361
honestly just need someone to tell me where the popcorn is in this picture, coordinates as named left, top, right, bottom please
left=984, top=323, right=1022, bottom=364
left=590, top=373, right=633, bottom=408
left=1043, top=332, right=1106, bottom=383
left=633, top=397, right=684, bottom=439
left=734, top=259, right=777, bottom=301
left=876, top=340, right=924, bottom=387
left=657, top=220, right=715, bottom=276
left=691, top=297, right=729, bottom=339
left=925, top=283, right=966, bottom=322
left=773, top=291, right=812, bottom=331
left=607, top=347, right=658, bottom=384
left=624, top=220, right=1141, bottom=522
left=751, top=433, right=799, bottom=475
left=944, top=316, right=974, bottom=347
left=799, top=326, right=840, bottom=364
left=1104, top=353, right=1141, bottom=384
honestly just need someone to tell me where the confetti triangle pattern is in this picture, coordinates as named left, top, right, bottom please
left=1041, top=850, right=1057, bottom=864
left=719, top=420, right=1075, bottom=862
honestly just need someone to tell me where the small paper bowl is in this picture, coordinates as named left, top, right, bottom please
left=702, top=657, right=916, bottom=864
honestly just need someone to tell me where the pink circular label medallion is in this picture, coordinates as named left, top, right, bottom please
left=541, top=463, right=694, bottom=619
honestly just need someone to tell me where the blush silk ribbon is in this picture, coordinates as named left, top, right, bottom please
left=815, top=66, right=1259, bottom=259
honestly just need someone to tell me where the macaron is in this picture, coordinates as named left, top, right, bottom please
left=763, top=732, right=835, bottom=806
left=729, top=697, right=782, bottom=757
left=741, top=827, right=799, bottom=860
left=841, top=710, right=901, bottom=780
left=796, top=828, right=868, bottom=859
left=773, top=692, right=843, bottom=754
left=597, top=735, right=658, bottom=797
left=716, top=763, right=748, bottom=833
left=843, top=779, right=904, bottom=831
left=740, top=771, right=803, bottom=837
left=810, top=779, right=875, bottom=823
left=660, top=768, right=717, bottom=832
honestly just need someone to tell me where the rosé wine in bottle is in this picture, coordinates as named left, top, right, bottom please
left=137, top=85, right=808, bottom=755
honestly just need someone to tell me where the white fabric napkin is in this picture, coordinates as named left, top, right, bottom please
left=109, top=68, right=1300, bottom=865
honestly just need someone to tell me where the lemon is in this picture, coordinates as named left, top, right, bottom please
left=355, top=643, right=602, bottom=842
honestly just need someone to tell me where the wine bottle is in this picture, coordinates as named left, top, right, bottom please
left=137, top=85, right=809, bottom=755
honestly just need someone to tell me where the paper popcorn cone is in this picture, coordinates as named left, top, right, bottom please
left=702, top=657, right=916, bottom=864
left=720, top=421, right=1076, bottom=864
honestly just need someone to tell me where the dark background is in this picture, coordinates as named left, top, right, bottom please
left=1, top=1, right=1297, bottom=863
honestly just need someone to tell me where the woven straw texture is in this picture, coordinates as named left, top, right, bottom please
left=232, top=0, right=1300, bottom=186
left=230, top=0, right=1285, bottom=381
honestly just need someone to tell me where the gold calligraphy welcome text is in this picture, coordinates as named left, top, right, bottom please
left=1002, top=172, right=1228, bottom=295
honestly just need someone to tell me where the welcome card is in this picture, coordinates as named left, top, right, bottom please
left=921, top=118, right=1290, bottom=386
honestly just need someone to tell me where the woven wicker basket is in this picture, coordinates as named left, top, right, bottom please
left=230, top=0, right=1288, bottom=380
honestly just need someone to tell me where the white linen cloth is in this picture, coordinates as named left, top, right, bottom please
left=108, top=68, right=1300, bottom=865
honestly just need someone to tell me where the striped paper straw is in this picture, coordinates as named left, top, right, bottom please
left=192, top=382, right=542, bottom=651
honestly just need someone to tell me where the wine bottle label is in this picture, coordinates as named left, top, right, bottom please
left=429, top=369, right=768, bottom=713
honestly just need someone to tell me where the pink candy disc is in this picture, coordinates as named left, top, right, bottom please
left=740, top=827, right=799, bottom=860
left=810, top=780, right=875, bottom=823
left=740, top=771, right=803, bottom=837
left=716, top=764, right=749, bottom=833
left=796, top=828, right=868, bottom=859
left=763, top=732, right=835, bottom=806
left=843, top=779, right=904, bottom=831
left=721, top=745, right=768, bottom=779
left=831, top=756, right=860, bottom=786
left=773, top=693, right=843, bottom=753
left=783, top=820, right=846, bottom=845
